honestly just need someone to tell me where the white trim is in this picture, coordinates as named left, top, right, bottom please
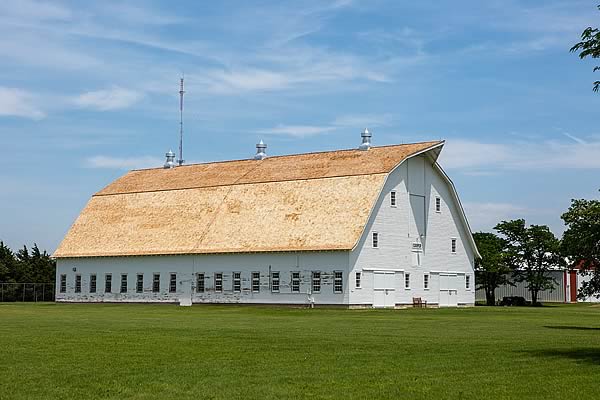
left=430, top=270, right=466, bottom=275
left=362, top=267, right=405, bottom=272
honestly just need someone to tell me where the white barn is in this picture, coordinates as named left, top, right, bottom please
left=54, top=132, right=479, bottom=307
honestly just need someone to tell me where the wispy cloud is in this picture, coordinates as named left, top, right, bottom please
left=74, top=87, right=143, bottom=111
left=257, top=124, right=338, bottom=138
left=440, top=137, right=600, bottom=171
left=463, top=202, right=531, bottom=232
left=85, top=155, right=162, bottom=170
left=0, top=87, right=45, bottom=119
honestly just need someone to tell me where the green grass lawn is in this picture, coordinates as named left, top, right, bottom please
left=1, top=304, right=599, bottom=400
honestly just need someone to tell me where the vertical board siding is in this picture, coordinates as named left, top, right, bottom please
left=475, top=270, right=566, bottom=303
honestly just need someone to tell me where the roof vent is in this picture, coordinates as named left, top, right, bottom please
left=358, top=128, right=372, bottom=150
left=254, top=140, right=267, bottom=160
left=164, top=149, right=176, bottom=169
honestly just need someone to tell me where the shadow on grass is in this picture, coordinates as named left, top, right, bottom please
left=525, top=348, right=600, bottom=365
left=544, top=325, right=600, bottom=331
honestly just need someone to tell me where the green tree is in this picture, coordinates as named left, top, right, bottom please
left=495, top=219, right=563, bottom=306
left=571, top=5, right=600, bottom=91
left=561, top=197, right=600, bottom=299
left=473, top=232, right=512, bottom=306
left=0, top=241, right=16, bottom=282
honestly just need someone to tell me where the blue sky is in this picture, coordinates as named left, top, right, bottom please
left=1, top=0, right=599, bottom=252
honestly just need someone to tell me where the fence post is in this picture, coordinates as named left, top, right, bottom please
left=1, top=283, right=3, bottom=302
left=42, top=284, right=45, bottom=302
left=23, top=283, right=26, bottom=302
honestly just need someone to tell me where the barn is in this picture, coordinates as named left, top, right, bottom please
left=53, top=131, right=480, bottom=307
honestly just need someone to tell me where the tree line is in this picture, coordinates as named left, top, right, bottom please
left=474, top=195, right=600, bottom=305
left=0, top=242, right=56, bottom=284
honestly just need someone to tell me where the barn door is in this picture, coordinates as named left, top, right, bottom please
left=439, top=274, right=458, bottom=307
left=373, top=271, right=395, bottom=308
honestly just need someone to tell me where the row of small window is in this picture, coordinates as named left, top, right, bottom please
left=60, top=271, right=345, bottom=294
left=59, top=273, right=177, bottom=294
left=371, top=233, right=458, bottom=253
left=390, top=191, right=442, bottom=212
left=354, top=272, right=471, bottom=290
left=199, top=271, right=343, bottom=294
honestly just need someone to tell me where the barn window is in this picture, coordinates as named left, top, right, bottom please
left=390, top=191, right=397, bottom=207
left=372, top=232, right=379, bottom=248
left=271, top=271, right=280, bottom=292
left=152, top=274, right=160, bottom=293
left=215, top=273, right=223, bottom=292
left=451, top=238, right=457, bottom=254
left=355, top=272, right=361, bottom=288
left=424, top=274, right=429, bottom=290
left=466, top=275, right=471, bottom=290
left=334, top=271, right=343, bottom=293
left=120, top=274, right=128, bottom=293
left=312, top=271, right=321, bottom=293
left=233, top=272, right=241, bottom=292
left=435, top=197, right=441, bottom=213
left=291, top=272, right=300, bottom=292
left=196, top=273, right=205, bottom=293
left=90, top=274, right=97, bottom=293
left=75, top=275, right=81, bottom=293
left=136, top=274, right=143, bottom=293
left=252, top=272, right=260, bottom=292
left=169, top=273, right=177, bottom=293
left=105, top=274, right=112, bottom=293
left=59, top=274, right=67, bottom=293
left=404, top=273, right=411, bottom=289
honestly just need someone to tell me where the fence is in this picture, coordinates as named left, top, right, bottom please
left=475, top=270, right=566, bottom=303
left=0, top=282, right=55, bottom=302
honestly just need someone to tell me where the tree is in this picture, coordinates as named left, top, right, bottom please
left=495, top=219, right=563, bottom=306
left=0, top=241, right=16, bottom=283
left=473, top=232, right=512, bottom=306
left=571, top=5, right=600, bottom=91
left=561, top=197, right=600, bottom=299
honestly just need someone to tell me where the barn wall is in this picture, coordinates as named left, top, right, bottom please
left=475, top=270, right=566, bottom=303
left=55, top=251, right=350, bottom=305
left=349, top=154, right=475, bottom=307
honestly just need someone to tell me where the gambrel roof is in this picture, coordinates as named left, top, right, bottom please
left=54, top=141, right=445, bottom=258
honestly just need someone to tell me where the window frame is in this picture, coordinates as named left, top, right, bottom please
left=233, top=272, right=242, bottom=292
left=136, top=273, right=143, bottom=294
left=435, top=196, right=441, bottom=213
left=291, top=271, right=300, bottom=293
left=390, top=190, right=397, bottom=207
left=105, top=274, right=112, bottom=294
left=120, top=273, right=128, bottom=294
left=169, top=273, right=177, bottom=293
left=312, top=271, right=321, bottom=293
left=74, top=274, right=81, bottom=293
left=372, top=232, right=379, bottom=248
left=333, top=271, right=343, bottom=294
left=423, top=273, right=430, bottom=290
left=451, top=238, right=457, bottom=254
left=404, top=272, right=411, bottom=290
left=355, top=271, right=361, bottom=289
left=59, top=274, right=67, bottom=293
left=196, top=273, right=205, bottom=293
left=214, top=272, right=223, bottom=293
left=251, top=272, right=260, bottom=293
left=89, top=274, right=97, bottom=294
left=152, top=273, right=160, bottom=293
left=271, top=271, right=280, bottom=293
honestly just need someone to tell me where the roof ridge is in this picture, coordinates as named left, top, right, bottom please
left=130, top=140, right=444, bottom=172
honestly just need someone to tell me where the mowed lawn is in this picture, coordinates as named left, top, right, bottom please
left=1, top=304, right=600, bottom=400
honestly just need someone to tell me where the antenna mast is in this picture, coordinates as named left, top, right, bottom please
left=177, top=76, right=185, bottom=166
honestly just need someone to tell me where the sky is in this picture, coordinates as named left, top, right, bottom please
left=1, top=0, right=599, bottom=253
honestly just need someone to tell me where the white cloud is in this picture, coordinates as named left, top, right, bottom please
left=332, top=113, right=394, bottom=128
left=85, top=155, right=163, bottom=170
left=75, top=87, right=143, bottom=111
left=0, top=87, right=45, bottom=119
left=257, top=124, right=338, bottom=138
left=439, top=138, right=600, bottom=171
left=0, top=0, right=72, bottom=22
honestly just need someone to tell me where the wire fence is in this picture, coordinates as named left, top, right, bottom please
left=0, top=282, right=55, bottom=302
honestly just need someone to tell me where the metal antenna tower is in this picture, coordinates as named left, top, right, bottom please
left=177, top=76, right=185, bottom=166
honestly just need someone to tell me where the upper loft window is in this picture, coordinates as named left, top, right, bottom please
left=372, top=232, right=379, bottom=248
left=451, top=238, right=457, bottom=254
left=435, top=197, right=441, bottom=213
left=390, top=191, right=397, bottom=207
